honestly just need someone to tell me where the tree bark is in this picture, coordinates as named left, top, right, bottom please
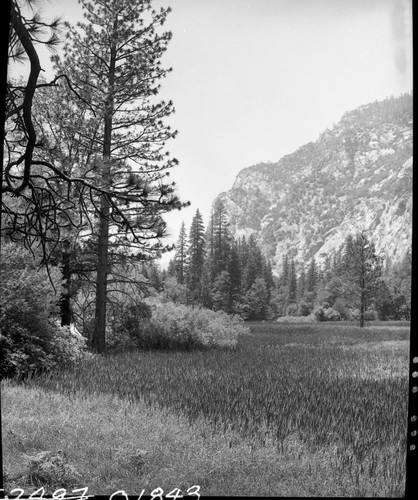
left=60, top=239, right=71, bottom=326
left=92, top=190, right=110, bottom=352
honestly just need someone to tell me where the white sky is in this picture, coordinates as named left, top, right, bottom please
left=9, top=0, right=413, bottom=266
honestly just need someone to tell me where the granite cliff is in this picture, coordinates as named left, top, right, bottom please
left=214, top=93, right=413, bottom=274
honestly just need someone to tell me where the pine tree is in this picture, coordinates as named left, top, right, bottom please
left=322, top=254, right=333, bottom=283
left=297, top=263, right=306, bottom=302
left=228, top=240, right=242, bottom=310
left=306, top=257, right=318, bottom=293
left=246, top=278, right=269, bottom=320
left=242, top=234, right=263, bottom=292
left=174, top=221, right=188, bottom=285
left=166, top=258, right=176, bottom=277
left=211, top=271, right=232, bottom=313
left=385, top=249, right=411, bottom=320
left=340, top=232, right=383, bottom=327
left=209, top=199, right=232, bottom=278
left=237, top=236, right=249, bottom=271
left=52, top=0, right=185, bottom=352
left=288, top=257, right=297, bottom=303
left=186, top=209, right=205, bottom=302
left=145, top=261, right=164, bottom=292
left=280, top=254, right=289, bottom=287
left=262, top=259, right=275, bottom=301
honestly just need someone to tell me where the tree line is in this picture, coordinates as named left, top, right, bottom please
left=165, top=201, right=275, bottom=320
left=141, top=202, right=411, bottom=326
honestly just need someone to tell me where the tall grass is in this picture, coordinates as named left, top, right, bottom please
left=22, top=322, right=409, bottom=496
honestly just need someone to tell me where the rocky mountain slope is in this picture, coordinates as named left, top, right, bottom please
left=214, top=93, right=413, bottom=274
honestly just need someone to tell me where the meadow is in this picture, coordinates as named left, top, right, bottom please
left=2, top=321, right=410, bottom=496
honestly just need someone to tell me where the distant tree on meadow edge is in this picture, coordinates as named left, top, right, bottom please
left=339, top=232, right=383, bottom=327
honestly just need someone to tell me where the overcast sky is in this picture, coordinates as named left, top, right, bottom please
left=9, top=0, right=413, bottom=266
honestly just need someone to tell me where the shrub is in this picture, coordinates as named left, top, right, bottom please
left=135, top=299, right=247, bottom=349
left=160, top=276, right=188, bottom=304
left=107, top=302, right=153, bottom=349
left=0, top=243, right=86, bottom=378
left=365, top=309, right=378, bottom=321
left=313, top=306, right=326, bottom=322
left=333, top=298, right=350, bottom=320
left=323, top=307, right=341, bottom=322
left=298, top=301, right=312, bottom=316
left=231, top=299, right=251, bottom=320
left=286, top=303, right=299, bottom=317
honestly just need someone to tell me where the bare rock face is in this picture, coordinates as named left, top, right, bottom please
left=214, top=93, right=412, bottom=274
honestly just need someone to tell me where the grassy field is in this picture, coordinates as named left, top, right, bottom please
left=1, top=321, right=410, bottom=496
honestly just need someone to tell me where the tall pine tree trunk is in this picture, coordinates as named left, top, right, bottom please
left=60, top=238, right=71, bottom=326
left=93, top=188, right=110, bottom=352
left=92, top=37, right=116, bottom=354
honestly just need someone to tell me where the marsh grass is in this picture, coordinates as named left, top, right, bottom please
left=2, top=321, right=410, bottom=496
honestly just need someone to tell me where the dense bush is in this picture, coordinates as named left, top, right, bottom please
left=297, top=301, right=312, bottom=316
left=314, top=306, right=341, bottom=322
left=0, top=243, right=86, bottom=378
left=106, top=302, right=153, bottom=349
left=313, top=306, right=326, bottom=322
left=323, top=307, right=341, bottom=321
left=285, top=303, right=299, bottom=317
left=125, top=299, right=248, bottom=350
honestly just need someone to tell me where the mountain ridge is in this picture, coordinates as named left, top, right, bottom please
left=214, top=93, right=413, bottom=274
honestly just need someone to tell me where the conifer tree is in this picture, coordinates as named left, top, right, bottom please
left=237, top=236, right=249, bottom=271
left=262, top=259, right=275, bottom=301
left=280, top=254, right=289, bottom=287
left=166, top=258, right=176, bottom=277
left=340, top=232, right=383, bottom=327
left=52, top=0, right=185, bottom=352
left=211, top=270, right=232, bottom=313
left=385, top=249, right=411, bottom=320
left=174, top=221, right=188, bottom=285
left=306, top=257, right=318, bottom=293
left=228, top=240, right=242, bottom=309
left=242, top=234, right=263, bottom=292
left=209, top=199, right=232, bottom=278
left=186, top=209, right=205, bottom=302
left=288, top=257, right=297, bottom=303
left=246, top=278, right=269, bottom=320
left=297, top=263, right=306, bottom=302
left=322, top=255, right=333, bottom=283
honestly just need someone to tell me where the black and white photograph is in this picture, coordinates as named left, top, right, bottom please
left=1, top=0, right=414, bottom=496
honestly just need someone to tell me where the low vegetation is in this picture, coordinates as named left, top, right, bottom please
left=2, top=322, right=409, bottom=497
left=0, top=243, right=87, bottom=379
